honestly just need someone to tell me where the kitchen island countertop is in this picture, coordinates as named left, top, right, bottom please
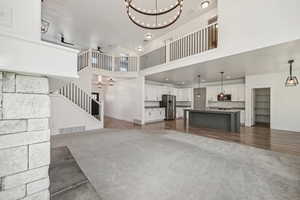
left=184, top=109, right=240, bottom=114
left=184, top=109, right=240, bottom=132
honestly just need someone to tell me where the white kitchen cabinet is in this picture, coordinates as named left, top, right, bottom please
left=148, top=85, right=155, bottom=101
left=181, top=88, right=186, bottom=101
left=187, top=88, right=193, bottom=101
left=225, top=84, right=244, bottom=101
left=206, top=84, right=245, bottom=102
left=145, top=84, right=163, bottom=101
left=225, top=85, right=234, bottom=98
left=165, top=86, right=171, bottom=95
left=171, top=87, right=177, bottom=95
left=155, top=85, right=162, bottom=101
left=161, top=86, right=168, bottom=95
left=145, top=84, right=193, bottom=103
left=176, top=107, right=191, bottom=118
left=145, top=108, right=165, bottom=123
left=176, top=88, right=182, bottom=101
left=206, top=86, right=218, bottom=102
left=237, top=85, right=245, bottom=101
left=240, top=110, right=245, bottom=124
left=177, top=88, right=193, bottom=101
left=176, top=108, right=183, bottom=118
left=145, top=109, right=152, bottom=122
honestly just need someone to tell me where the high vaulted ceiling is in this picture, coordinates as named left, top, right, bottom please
left=41, top=0, right=217, bottom=51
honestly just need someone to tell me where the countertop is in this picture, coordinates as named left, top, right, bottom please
left=145, top=106, right=191, bottom=109
left=184, top=109, right=240, bottom=114
left=208, top=106, right=245, bottom=110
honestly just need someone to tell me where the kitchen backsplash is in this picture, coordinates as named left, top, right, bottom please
left=145, top=101, right=160, bottom=107
left=208, top=101, right=245, bottom=109
left=176, top=101, right=192, bottom=107
left=145, top=101, right=192, bottom=107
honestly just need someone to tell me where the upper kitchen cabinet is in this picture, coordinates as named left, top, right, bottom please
left=236, top=84, right=245, bottom=101
left=145, top=84, right=157, bottom=101
left=185, top=88, right=193, bottom=101
left=206, top=86, right=219, bottom=102
left=176, top=88, right=192, bottom=101
left=206, top=84, right=245, bottom=102
left=145, top=84, right=193, bottom=102
left=226, top=84, right=245, bottom=101
left=176, top=89, right=183, bottom=101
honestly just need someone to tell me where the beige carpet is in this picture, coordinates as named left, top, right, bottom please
left=52, top=129, right=300, bottom=200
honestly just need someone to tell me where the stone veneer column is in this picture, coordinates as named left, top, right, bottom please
left=0, top=72, right=50, bottom=200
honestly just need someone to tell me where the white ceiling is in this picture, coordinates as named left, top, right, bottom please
left=146, top=39, right=300, bottom=86
left=41, top=0, right=217, bottom=51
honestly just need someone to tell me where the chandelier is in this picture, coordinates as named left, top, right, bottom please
left=124, top=0, right=184, bottom=30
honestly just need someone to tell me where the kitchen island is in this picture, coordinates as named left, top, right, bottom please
left=184, top=109, right=240, bottom=132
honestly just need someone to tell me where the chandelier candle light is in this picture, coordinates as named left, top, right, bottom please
left=125, top=0, right=184, bottom=30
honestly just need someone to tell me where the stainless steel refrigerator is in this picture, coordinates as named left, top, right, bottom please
left=162, top=95, right=176, bottom=120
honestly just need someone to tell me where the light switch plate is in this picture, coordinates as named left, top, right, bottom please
left=0, top=6, right=13, bottom=28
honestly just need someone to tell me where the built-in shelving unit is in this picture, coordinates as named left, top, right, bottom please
left=254, top=88, right=270, bottom=124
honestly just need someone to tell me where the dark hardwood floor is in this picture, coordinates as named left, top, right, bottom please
left=104, top=116, right=300, bottom=156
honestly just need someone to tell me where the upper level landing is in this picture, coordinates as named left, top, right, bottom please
left=78, top=49, right=139, bottom=78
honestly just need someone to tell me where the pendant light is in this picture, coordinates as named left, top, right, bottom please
left=285, top=60, right=299, bottom=87
left=196, top=75, right=201, bottom=98
left=219, top=72, right=225, bottom=100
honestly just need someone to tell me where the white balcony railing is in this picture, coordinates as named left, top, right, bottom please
left=170, top=22, right=218, bottom=61
left=91, top=51, right=113, bottom=71
left=78, top=49, right=139, bottom=73
left=140, top=22, right=218, bottom=69
left=115, top=57, right=138, bottom=72
left=78, top=23, right=218, bottom=72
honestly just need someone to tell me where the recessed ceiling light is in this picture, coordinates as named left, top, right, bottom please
left=144, top=33, right=153, bottom=40
left=137, top=46, right=143, bottom=52
left=201, top=1, right=210, bottom=9
left=201, top=80, right=206, bottom=82
left=165, top=78, right=169, bottom=81
left=181, top=82, right=185, bottom=84
left=226, top=76, right=231, bottom=79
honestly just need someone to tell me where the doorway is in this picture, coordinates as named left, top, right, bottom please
left=253, top=88, right=270, bottom=127
left=193, top=88, right=206, bottom=110
left=91, top=92, right=100, bottom=116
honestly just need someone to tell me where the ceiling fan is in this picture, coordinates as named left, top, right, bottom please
left=60, top=34, right=74, bottom=46
left=96, top=46, right=106, bottom=54
left=94, top=76, right=115, bottom=88
left=108, top=78, right=116, bottom=86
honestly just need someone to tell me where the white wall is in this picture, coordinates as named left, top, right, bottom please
left=0, top=0, right=79, bottom=78
left=50, top=94, right=103, bottom=135
left=0, top=35, right=79, bottom=78
left=104, top=77, right=145, bottom=124
left=245, top=71, right=300, bottom=132
left=218, top=0, right=300, bottom=55
left=0, top=0, right=41, bottom=41
left=76, top=68, right=93, bottom=94
left=0, top=32, right=79, bottom=80
left=107, top=46, right=139, bottom=57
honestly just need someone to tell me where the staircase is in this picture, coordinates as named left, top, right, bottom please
left=50, top=82, right=103, bottom=135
